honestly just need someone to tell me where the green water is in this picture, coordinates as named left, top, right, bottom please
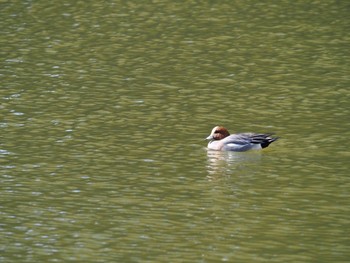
left=1, top=1, right=349, bottom=262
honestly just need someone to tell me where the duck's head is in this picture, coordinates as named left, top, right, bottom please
left=205, top=126, right=230, bottom=141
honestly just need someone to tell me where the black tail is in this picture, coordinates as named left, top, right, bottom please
left=261, top=137, right=279, bottom=148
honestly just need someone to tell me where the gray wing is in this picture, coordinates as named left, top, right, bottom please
left=222, top=133, right=276, bottom=151
left=224, top=133, right=270, bottom=144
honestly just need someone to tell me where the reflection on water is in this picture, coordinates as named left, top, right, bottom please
left=0, top=149, right=13, bottom=156
left=206, top=149, right=261, bottom=179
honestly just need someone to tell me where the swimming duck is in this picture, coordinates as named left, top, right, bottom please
left=206, top=126, right=278, bottom=151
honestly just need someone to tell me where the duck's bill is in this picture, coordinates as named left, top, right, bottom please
left=205, top=135, right=213, bottom=140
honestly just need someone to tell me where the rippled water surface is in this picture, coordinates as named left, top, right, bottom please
left=1, top=1, right=350, bottom=262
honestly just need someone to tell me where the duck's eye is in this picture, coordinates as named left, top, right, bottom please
left=214, top=130, right=220, bottom=133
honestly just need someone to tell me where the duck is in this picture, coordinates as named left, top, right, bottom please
left=205, top=126, right=278, bottom=151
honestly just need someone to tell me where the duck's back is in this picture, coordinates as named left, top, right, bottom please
left=220, top=133, right=261, bottom=151
left=215, top=133, right=277, bottom=151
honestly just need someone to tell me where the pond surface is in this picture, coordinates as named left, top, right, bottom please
left=1, top=1, right=349, bottom=262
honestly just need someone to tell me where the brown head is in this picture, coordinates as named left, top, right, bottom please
left=206, top=126, right=230, bottom=141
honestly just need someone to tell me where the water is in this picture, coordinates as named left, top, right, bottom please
left=1, top=1, right=349, bottom=262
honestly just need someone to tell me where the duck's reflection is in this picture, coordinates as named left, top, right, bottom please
left=206, top=149, right=262, bottom=180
